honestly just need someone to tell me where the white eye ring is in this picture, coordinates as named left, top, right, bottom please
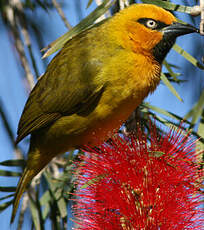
left=146, top=19, right=157, bottom=29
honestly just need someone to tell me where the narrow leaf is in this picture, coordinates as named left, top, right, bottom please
left=42, top=203, right=50, bottom=220
left=40, top=191, right=51, bottom=220
left=143, top=103, right=189, bottom=122
left=0, top=186, right=16, bottom=192
left=0, top=159, right=25, bottom=167
left=0, top=200, right=13, bottom=211
left=0, top=194, right=14, bottom=201
left=57, top=198, right=67, bottom=219
left=148, top=112, right=179, bottom=129
left=44, top=172, right=68, bottom=219
left=141, top=0, right=193, bottom=13
left=29, top=199, right=41, bottom=230
left=173, top=44, right=204, bottom=70
left=42, top=0, right=116, bottom=58
left=86, top=0, right=94, bottom=8
left=0, top=169, right=21, bottom=177
left=29, top=195, right=44, bottom=230
left=40, top=191, right=51, bottom=206
left=150, top=151, right=166, bottom=157
left=161, top=73, right=183, bottom=102
left=80, top=174, right=107, bottom=189
left=196, top=110, right=204, bottom=158
left=184, top=90, right=204, bottom=125
left=163, top=60, right=180, bottom=81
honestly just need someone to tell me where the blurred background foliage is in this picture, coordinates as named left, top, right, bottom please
left=0, top=0, right=203, bottom=229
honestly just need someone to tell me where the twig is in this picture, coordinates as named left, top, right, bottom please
left=52, top=0, right=72, bottom=30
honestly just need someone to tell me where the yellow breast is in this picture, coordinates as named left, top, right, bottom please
left=73, top=52, right=161, bottom=147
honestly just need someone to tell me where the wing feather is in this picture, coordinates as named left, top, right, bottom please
left=16, top=113, right=61, bottom=144
left=16, top=31, right=105, bottom=143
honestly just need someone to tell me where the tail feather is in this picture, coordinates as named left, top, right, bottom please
left=11, top=138, right=56, bottom=223
left=11, top=167, right=35, bottom=223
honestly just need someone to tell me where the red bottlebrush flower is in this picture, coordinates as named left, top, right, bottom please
left=73, top=125, right=203, bottom=230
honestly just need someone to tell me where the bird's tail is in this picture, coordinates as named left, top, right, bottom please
left=10, top=145, right=54, bottom=223
left=10, top=167, right=36, bottom=223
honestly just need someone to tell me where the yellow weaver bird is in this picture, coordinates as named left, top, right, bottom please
left=11, top=3, right=198, bottom=222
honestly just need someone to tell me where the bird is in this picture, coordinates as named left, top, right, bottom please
left=11, top=3, right=199, bottom=222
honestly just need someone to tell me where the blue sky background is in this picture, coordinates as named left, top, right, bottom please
left=0, top=0, right=203, bottom=229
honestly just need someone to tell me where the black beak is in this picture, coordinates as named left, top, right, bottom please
left=162, top=22, right=199, bottom=37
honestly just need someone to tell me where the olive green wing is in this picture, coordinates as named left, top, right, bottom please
left=16, top=47, right=105, bottom=144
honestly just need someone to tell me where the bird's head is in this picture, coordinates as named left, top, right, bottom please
left=111, top=4, right=199, bottom=63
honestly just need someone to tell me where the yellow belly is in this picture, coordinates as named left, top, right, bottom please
left=78, top=100, right=135, bottom=146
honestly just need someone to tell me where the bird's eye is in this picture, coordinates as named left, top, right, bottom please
left=146, top=19, right=157, bottom=29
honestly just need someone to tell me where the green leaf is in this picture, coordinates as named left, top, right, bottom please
left=44, top=172, right=68, bottom=219
left=80, top=174, right=107, bottom=189
left=163, top=60, right=180, bottom=82
left=86, top=0, right=94, bottom=8
left=197, top=113, right=204, bottom=140
left=29, top=196, right=43, bottom=230
left=0, top=200, right=13, bottom=211
left=0, top=159, right=25, bottom=167
left=141, top=0, right=193, bottom=13
left=184, top=90, right=204, bottom=125
left=42, top=0, right=116, bottom=58
left=0, top=194, right=14, bottom=201
left=161, top=73, right=183, bottom=102
left=40, top=191, right=51, bottom=220
left=40, top=191, right=51, bottom=206
left=42, top=203, right=50, bottom=220
left=0, top=186, right=16, bottom=192
left=149, top=151, right=166, bottom=157
left=196, top=110, right=204, bottom=162
left=56, top=197, right=67, bottom=219
left=0, top=169, right=21, bottom=177
left=148, top=112, right=178, bottom=129
left=173, top=44, right=204, bottom=70
left=143, top=103, right=189, bottom=122
left=197, top=111, right=204, bottom=141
